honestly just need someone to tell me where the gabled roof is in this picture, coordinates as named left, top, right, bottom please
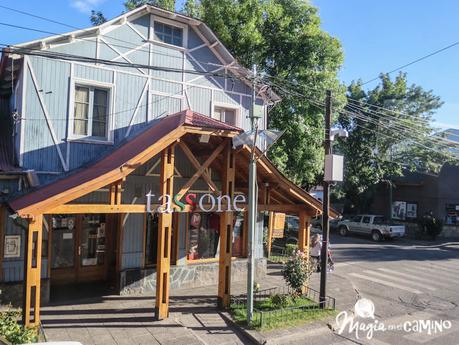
left=2, top=5, right=280, bottom=104
left=9, top=110, right=333, bottom=218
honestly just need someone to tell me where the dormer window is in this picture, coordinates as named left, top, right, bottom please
left=154, top=21, right=183, bottom=47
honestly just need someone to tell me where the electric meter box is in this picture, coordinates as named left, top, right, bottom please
left=324, top=154, right=344, bottom=182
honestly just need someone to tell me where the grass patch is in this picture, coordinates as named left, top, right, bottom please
left=267, top=254, right=288, bottom=263
left=230, top=295, right=337, bottom=331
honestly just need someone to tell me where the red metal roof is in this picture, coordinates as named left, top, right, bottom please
left=9, top=110, right=241, bottom=213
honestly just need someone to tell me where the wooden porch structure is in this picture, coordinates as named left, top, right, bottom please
left=8, top=110, right=335, bottom=326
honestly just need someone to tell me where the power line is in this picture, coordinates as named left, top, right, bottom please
left=361, top=40, right=459, bottom=85
left=0, top=21, right=234, bottom=70
left=3, top=43, right=237, bottom=79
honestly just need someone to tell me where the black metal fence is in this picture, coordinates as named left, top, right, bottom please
left=230, top=285, right=336, bottom=328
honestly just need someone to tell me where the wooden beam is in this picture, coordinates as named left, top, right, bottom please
left=298, top=212, right=310, bottom=253
left=175, top=140, right=226, bottom=201
left=182, top=126, right=239, bottom=138
left=178, top=141, right=219, bottom=194
left=22, top=214, right=43, bottom=327
left=218, top=140, right=235, bottom=308
left=17, top=127, right=185, bottom=217
left=155, top=144, right=175, bottom=320
left=267, top=211, right=274, bottom=257
left=242, top=210, right=248, bottom=257
left=47, top=204, right=149, bottom=214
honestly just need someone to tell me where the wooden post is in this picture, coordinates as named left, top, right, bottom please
left=218, top=140, right=235, bottom=308
left=267, top=211, right=274, bottom=256
left=155, top=145, right=175, bottom=320
left=23, top=214, right=43, bottom=327
left=298, top=212, right=310, bottom=255
left=242, top=210, right=248, bottom=257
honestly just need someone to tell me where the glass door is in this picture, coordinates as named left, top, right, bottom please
left=50, top=215, right=77, bottom=284
left=78, top=215, right=107, bottom=282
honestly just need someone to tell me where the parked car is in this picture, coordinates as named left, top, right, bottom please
left=311, top=215, right=341, bottom=232
left=337, top=215, right=405, bottom=241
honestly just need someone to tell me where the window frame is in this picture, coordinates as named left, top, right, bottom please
left=212, top=102, right=241, bottom=127
left=68, top=78, right=114, bottom=144
left=151, top=16, right=188, bottom=50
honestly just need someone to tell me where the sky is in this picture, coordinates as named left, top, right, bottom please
left=0, top=0, right=458, bottom=129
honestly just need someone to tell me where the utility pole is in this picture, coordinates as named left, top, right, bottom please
left=319, top=90, right=332, bottom=308
left=247, top=64, right=258, bottom=323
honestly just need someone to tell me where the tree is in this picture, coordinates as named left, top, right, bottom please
left=185, top=0, right=345, bottom=188
left=124, top=0, right=175, bottom=11
left=335, top=73, right=448, bottom=213
left=90, top=10, right=107, bottom=26
left=90, top=0, right=345, bottom=187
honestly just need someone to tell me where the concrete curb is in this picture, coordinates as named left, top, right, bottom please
left=219, top=311, right=338, bottom=345
left=219, top=311, right=267, bottom=345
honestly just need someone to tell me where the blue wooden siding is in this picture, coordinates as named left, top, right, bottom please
left=2, top=209, right=49, bottom=282
left=20, top=15, right=264, bottom=176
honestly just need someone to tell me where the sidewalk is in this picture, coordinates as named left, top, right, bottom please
left=41, top=263, right=351, bottom=345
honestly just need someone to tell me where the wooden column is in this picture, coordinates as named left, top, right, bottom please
left=298, top=212, right=310, bottom=255
left=267, top=211, right=274, bottom=256
left=22, top=214, right=43, bottom=327
left=155, top=145, right=175, bottom=320
left=218, top=140, right=235, bottom=308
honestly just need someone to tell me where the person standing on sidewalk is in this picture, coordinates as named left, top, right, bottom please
left=310, top=234, right=322, bottom=272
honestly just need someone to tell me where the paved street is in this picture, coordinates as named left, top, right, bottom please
left=41, top=234, right=459, bottom=345
left=303, top=234, right=459, bottom=345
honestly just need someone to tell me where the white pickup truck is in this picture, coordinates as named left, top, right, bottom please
left=337, top=215, right=405, bottom=241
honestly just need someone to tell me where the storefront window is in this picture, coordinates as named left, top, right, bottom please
left=445, top=204, right=459, bottom=225
left=187, top=212, right=245, bottom=261
left=51, top=215, right=76, bottom=269
left=80, top=215, right=106, bottom=267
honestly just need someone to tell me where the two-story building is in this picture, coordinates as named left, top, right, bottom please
left=0, top=5, right=328, bottom=326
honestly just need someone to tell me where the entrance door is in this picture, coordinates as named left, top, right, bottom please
left=50, top=214, right=111, bottom=284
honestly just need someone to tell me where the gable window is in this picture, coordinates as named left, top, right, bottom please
left=214, top=106, right=237, bottom=126
left=73, top=85, right=109, bottom=139
left=154, top=21, right=183, bottom=47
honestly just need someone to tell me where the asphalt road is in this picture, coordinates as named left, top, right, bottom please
left=305, top=233, right=459, bottom=345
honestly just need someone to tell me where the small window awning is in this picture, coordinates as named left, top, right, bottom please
left=9, top=110, right=337, bottom=218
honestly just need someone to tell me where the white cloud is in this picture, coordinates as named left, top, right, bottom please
left=432, top=122, right=459, bottom=130
left=70, top=0, right=107, bottom=14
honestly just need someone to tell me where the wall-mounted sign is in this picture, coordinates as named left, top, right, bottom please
left=4, top=235, right=21, bottom=258
left=272, top=213, right=286, bottom=239
left=146, top=192, right=246, bottom=214
left=392, top=201, right=406, bottom=220
left=406, top=203, right=417, bottom=219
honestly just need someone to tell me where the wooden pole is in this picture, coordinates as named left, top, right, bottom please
left=218, top=140, right=235, bottom=308
left=298, top=212, right=310, bottom=253
left=155, top=144, right=175, bottom=320
left=267, top=211, right=274, bottom=256
left=22, top=214, right=43, bottom=327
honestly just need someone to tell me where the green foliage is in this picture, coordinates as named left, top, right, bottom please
left=124, top=0, right=175, bottom=11
left=285, top=243, right=297, bottom=256
left=183, top=0, right=345, bottom=187
left=282, top=250, right=312, bottom=293
left=90, top=10, right=107, bottom=26
left=0, top=308, right=38, bottom=344
left=336, top=73, right=448, bottom=213
left=419, top=214, right=443, bottom=240
left=270, top=293, right=290, bottom=308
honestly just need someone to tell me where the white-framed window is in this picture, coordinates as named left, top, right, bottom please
left=70, top=79, right=113, bottom=143
left=151, top=16, right=187, bottom=49
left=212, top=104, right=240, bottom=127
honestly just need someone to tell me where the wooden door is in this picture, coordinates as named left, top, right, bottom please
left=50, top=214, right=111, bottom=285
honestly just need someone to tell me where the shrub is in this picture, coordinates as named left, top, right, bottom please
left=270, top=294, right=290, bottom=308
left=282, top=250, right=313, bottom=294
left=0, top=308, right=38, bottom=344
left=285, top=244, right=298, bottom=256
left=419, top=215, right=443, bottom=240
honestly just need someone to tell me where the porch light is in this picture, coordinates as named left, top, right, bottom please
left=232, top=129, right=284, bottom=157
